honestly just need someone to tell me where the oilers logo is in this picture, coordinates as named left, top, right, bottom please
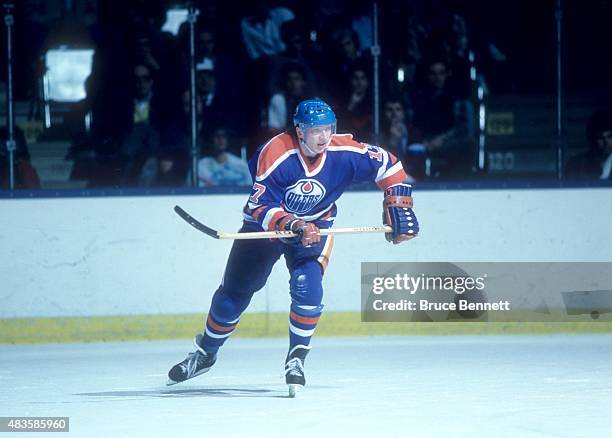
left=284, top=179, right=326, bottom=214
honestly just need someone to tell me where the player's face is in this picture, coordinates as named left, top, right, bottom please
left=298, top=124, right=334, bottom=156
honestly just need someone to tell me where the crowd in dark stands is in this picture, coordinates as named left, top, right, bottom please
left=2, top=0, right=611, bottom=189
left=55, top=0, right=490, bottom=187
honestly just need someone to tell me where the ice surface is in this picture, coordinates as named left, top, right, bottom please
left=2, top=335, right=612, bottom=437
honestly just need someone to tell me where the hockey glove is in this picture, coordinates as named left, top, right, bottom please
left=276, top=214, right=321, bottom=247
left=290, top=219, right=321, bottom=247
left=383, top=183, right=419, bottom=244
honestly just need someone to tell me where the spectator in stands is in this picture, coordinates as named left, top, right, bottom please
left=267, top=62, right=312, bottom=136
left=125, top=4, right=182, bottom=127
left=71, top=3, right=179, bottom=188
left=566, top=110, right=612, bottom=179
left=0, top=126, right=42, bottom=189
left=152, top=90, right=199, bottom=187
left=239, top=3, right=296, bottom=151
left=382, top=4, right=426, bottom=93
left=395, top=22, right=426, bottom=92
left=177, top=24, right=245, bottom=135
left=380, top=97, right=419, bottom=181
left=410, top=57, right=474, bottom=179
left=240, top=2, right=295, bottom=60
left=267, top=19, right=321, bottom=97
left=349, top=1, right=373, bottom=52
left=382, top=98, right=411, bottom=154
left=336, top=64, right=372, bottom=142
left=80, top=25, right=133, bottom=187
left=197, top=128, right=251, bottom=187
left=197, top=27, right=216, bottom=62
left=324, top=28, right=370, bottom=98
left=119, top=63, right=162, bottom=186
left=429, top=13, right=475, bottom=99
left=331, top=28, right=362, bottom=68
left=196, top=61, right=239, bottom=142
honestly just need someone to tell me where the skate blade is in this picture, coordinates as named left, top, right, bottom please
left=166, top=379, right=178, bottom=386
left=288, top=384, right=303, bottom=398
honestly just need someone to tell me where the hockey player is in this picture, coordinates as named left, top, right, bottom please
left=167, top=99, right=419, bottom=396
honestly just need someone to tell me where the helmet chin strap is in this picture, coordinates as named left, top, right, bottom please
left=299, top=139, right=320, bottom=157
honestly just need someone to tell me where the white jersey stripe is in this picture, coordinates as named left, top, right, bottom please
left=298, top=149, right=328, bottom=177
left=327, top=145, right=368, bottom=154
left=262, top=207, right=285, bottom=230
left=375, top=149, right=390, bottom=180
left=376, top=161, right=404, bottom=183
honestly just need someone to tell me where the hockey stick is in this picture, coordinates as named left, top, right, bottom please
left=174, top=205, right=392, bottom=240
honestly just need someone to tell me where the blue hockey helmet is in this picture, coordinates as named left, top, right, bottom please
left=293, top=99, right=337, bottom=130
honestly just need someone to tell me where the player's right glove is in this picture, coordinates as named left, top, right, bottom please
left=383, top=183, right=419, bottom=244
left=289, top=219, right=321, bottom=247
left=276, top=214, right=321, bottom=247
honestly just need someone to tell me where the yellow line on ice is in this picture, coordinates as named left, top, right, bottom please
left=1, top=312, right=612, bottom=344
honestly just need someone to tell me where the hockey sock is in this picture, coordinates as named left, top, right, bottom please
left=288, top=303, right=323, bottom=351
left=202, top=310, right=239, bottom=354
left=201, top=286, right=253, bottom=353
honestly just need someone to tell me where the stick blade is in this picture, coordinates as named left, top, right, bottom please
left=174, top=205, right=220, bottom=239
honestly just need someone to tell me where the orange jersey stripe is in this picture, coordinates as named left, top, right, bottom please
left=377, top=168, right=408, bottom=190
left=329, top=133, right=365, bottom=148
left=277, top=214, right=296, bottom=230
left=256, top=133, right=298, bottom=180
left=251, top=205, right=266, bottom=221
left=290, top=311, right=320, bottom=325
left=207, top=315, right=236, bottom=333
left=266, top=210, right=287, bottom=231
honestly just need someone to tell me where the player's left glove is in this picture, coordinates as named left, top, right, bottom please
left=383, top=183, right=419, bottom=244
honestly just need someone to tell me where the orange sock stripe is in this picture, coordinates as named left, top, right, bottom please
left=207, top=315, right=237, bottom=333
left=290, top=311, right=320, bottom=325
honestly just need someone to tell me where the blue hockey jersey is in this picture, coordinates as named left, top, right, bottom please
left=243, top=132, right=408, bottom=231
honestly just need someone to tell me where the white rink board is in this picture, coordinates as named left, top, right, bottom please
left=1, top=187, right=611, bottom=318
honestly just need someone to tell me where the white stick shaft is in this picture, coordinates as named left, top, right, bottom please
left=217, top=225, right=392, bottom=240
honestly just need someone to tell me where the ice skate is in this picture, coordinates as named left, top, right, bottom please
left=167, top=334, right=217, bottom=385
left=285, top=345, right=310, bottom=398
